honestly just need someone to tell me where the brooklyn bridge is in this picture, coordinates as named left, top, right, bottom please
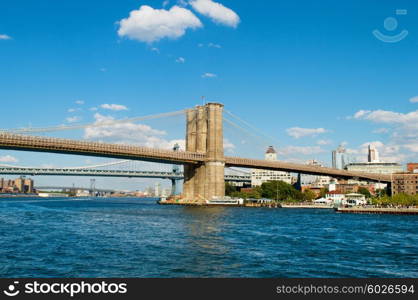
left=0, top=103, right=391, bottom=201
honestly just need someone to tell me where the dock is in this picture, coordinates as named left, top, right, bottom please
left=281, top=204, right=333, bottom=209
left=157, top=200, right=281, bottom=208
left=337, top=207, right=418, bottom=215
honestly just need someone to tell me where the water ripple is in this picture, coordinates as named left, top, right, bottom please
left=0, top=198, right=417, bottom=278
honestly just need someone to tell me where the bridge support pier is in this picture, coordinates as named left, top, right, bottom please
left=183, top=103, right=225, bottom=202
left=294, top=173, right=302, bottom=191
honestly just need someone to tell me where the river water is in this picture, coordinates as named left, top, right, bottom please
left=0, top=197, right=417, bottom=278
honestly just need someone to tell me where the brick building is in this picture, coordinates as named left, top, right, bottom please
left=407, top=163, right=418, bottom=173
left=392, top=173, right=418, bottom=196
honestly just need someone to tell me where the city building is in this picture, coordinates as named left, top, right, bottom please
left=154, top=182, right=161, bottom=197
left=0, top=177, right=35, bottom=194
left=324, top=191, right=345, bottom=206
left=344, top=144, right=403, bottom=191
left=407, top=163, right=418, bottom=173
left=315, top=192, right=367, bottom=207
left=251, top=146, right=293, bottom=186
left=24, top=178, right=34, bottom=193
left=332, top=145, right=353, bottom=170
left=344, top=193, right=367, bottom=206
left=14, top=177, right=25, bottom=193
left=392, top=173, right=418, bottom=196
left=368, top=144, right=380, bottom=163
left=333, top=181, right=375, bottom=195
left=304, top=160, right=332, bottom=188
left=345, top=162, right=403, bottom=175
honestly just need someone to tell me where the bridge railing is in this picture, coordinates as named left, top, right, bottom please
left=225, top=156, right=392, bottom=183
left=0, top=132, right=206, bottom=164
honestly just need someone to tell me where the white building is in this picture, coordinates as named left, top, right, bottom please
left=345, top=162, right=403, bottom=175
left=251, top=146, right=293, bottom=187
left=344, top=193, right=367, bottom=206
left=304, top=160, right=332, bottom=188
left=324, top=191, right=345, bottom=206
left=332, top=145, right=353, bottom=170
left=368, top=144, right=380, bottom=163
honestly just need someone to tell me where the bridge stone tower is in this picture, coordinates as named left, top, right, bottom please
left=183, top=103, right=225, bottom=202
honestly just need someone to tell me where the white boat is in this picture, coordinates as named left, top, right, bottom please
left=206, top=196, right=244, bottom=206
left=38, top=193, right=69, bottom=198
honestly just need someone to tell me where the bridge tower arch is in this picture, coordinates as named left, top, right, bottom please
left=183, top=103, right=225, bottom=202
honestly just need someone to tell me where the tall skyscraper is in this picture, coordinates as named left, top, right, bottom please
left=368, top=144, right=380, bottom=163
left=332, top=145, right=352, bottom=170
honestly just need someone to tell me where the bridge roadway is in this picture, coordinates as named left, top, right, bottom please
left=0, top=132, right=392, bottom=183
left=0, top=166, right=251, bottom=182
left=35, top=186, right=115, bottom=193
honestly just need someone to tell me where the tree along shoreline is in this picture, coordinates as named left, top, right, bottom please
left=226, top=181, right=418, bottom=207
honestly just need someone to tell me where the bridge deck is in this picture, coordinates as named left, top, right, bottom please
left=225, top=157, right=392, bottom=183
left=0, top=133, right=391, bottom=183
left=0, top=166, right=251, bottom=182
left=0, top=132, right=205, bottom=164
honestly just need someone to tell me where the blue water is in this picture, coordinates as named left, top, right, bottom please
left=0, top=197, right=417, bottom=278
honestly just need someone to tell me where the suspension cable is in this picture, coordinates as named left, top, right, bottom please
left=224, top=110, right=282, bottom=146
left=3, top=110, right=186, bottom=134
left=223, top=117, right=275, bottom=147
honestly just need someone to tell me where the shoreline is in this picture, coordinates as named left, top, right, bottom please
left=281, top=204, right=333, bottom=209
left=337, top=207, right=418, bottom=215
left=158, top=201, right=280, bottom=208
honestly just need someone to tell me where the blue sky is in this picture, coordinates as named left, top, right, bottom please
left=0, top=0, right=418, bottom=189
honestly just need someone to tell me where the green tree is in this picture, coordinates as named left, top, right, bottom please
left=260, top=181, right=303, bottom=202
left=225, top=182, right=238, bottom=196
left=357, top=187, right=372, bottom=198
left=375, top=188, right=388, bottom=198
left=302, top=189, right=317, bottom=202
left=319, top=188, right=329, bottom=198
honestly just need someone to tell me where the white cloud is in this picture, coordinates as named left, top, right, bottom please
left=176, top=57, right=186, bottom=63
left=410, top=96, right=418, bottom=103
left=403, top=143, right=418, bottom=153
left=100, top=104, right=128, bottom=111
left=353, top=110, right=371, bottom=119
left=177, top=0, right=188, bottom=7
left=347, top=141, right=407, bottom=163
left=352, top=109, right=418, bottom=125
left=317, top=139, right=332, bottom=145
left=66, top=116, right=81, bottom=123
left=162, top=1, right=170, bottom=8
left=0, top=34, right=11, bottom=40
left=117, top=5, right=202, bottom=43
left=84, top=113, right=184, bottom=149
left=67, top=108, right=76, bottom=113
left=286, top=127, right=328, bottom=139
left=208, top=42, right=221, bottom=48
left=278, top=146, right=326, bottom=156
left=202, top=72, right=217, bottom=78
left=224, top=138, right=235, bottom=153
left=351, top=108, right=418, bottom=161
left=190, top=0, right=240, bottom=28
left=75, top=100, right=85, bottom=105
left=0, top=155, right=18, bottom=163
left=373, top=128, right=389, bottom=134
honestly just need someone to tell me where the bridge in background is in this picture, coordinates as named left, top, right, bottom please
left=35, top=186, right=115, bottom=193
left=0, top=103, right=392, bottom=202
left=0, top=165, right=251, bottom=182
